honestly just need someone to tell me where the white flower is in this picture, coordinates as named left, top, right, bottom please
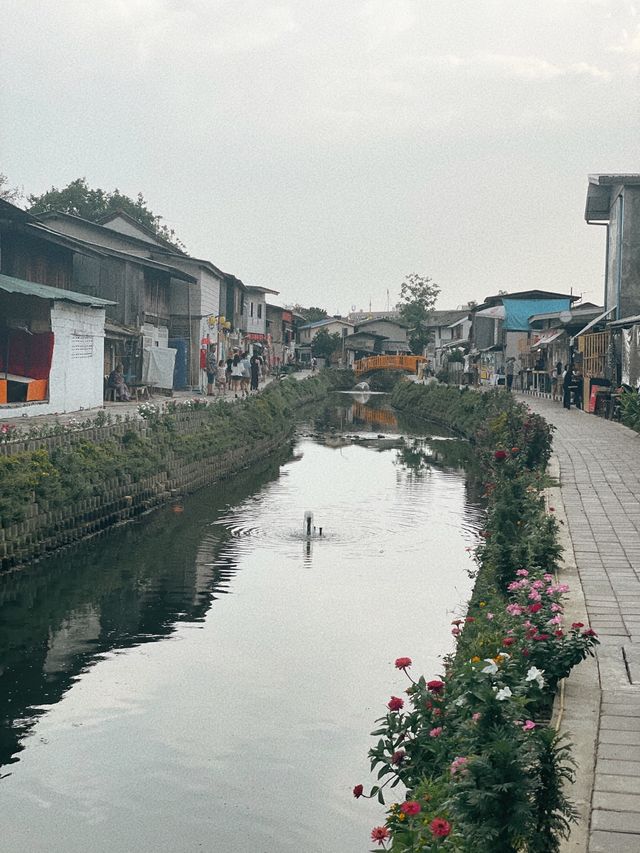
left=481, top=659, right=499, bottom=675
left=454, top=695, right=467, bottom=707
left=495, top=687, right=513, bottom=701
left=526, top=666, right=546, bottom=689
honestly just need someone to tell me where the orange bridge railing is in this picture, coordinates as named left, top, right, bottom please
left=354, top=355, right=426, bottom=376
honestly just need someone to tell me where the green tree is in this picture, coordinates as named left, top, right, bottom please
left=292, top=305, right=329, bottom=323
left=0, top=172, right=23, bottom=204
left=28, top=177, right=186, bottom=251
left=311, top=329, right=342, bottom=360
left=398, top=273, right=440, bottom=354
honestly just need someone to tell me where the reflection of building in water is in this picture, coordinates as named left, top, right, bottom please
left=352, top=402, right=398, bottom=429
left=44, top=606, right=102, bottom=676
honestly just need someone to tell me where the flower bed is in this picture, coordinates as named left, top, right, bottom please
left=355, top=384, right=597, bottom=852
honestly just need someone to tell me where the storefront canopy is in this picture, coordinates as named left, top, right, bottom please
left=502, top=298, right=570, bottom=331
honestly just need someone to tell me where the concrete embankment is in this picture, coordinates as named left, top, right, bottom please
left=0, top=374, right=346, bottom=571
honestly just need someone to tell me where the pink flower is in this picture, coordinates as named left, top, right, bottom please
left=550, top=603, right=563, bottom=612
left=430, top=818, right=452, bottom=838
left=394, top=657, right=412, bottom=670
left=528, top=590, right=542, bottom=602
left=506, top=603, right=524, bottom=616
left=451, top=627, right=461, bottom=636
left=391, top=750, right=406, bottom=765
left=429, top=726, right=443, bottom=737
left=522, top=720, right=536, bottom=731
left=400, top=800, right=421, bottom=816
left=353, top=784, right=364, bottom=798
left=371, top=826, right=390, bottom=845
left=450, top=756, right=468, bottom=776
left=547, top=614, right=563, bottom=626
left=486, top=612, right=494, bottom=620
left=516, top=569, right=529, bottom=577
left=544, top=573, right=554, bottom=582
left=502, top=637, right=515, bottom=647
left=472, top=712, right=481, bottom=722
left=387, top=696, right=404, bottom=711
left=427, top=680, right=445, bottom=693
left=531, top=580, right=545, bottom=590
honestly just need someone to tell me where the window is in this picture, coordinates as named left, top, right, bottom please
left=257, top=303, right=262, bottom=319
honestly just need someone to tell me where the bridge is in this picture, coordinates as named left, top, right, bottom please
left=353, top=354, right=426, bottom=377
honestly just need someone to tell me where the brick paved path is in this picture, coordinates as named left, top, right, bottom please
left=522, top=396, right=640, bottom=853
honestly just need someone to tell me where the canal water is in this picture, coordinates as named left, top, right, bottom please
left=0, top=395, right=483, bottom=852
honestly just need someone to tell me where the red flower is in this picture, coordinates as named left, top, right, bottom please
left=353, top=784, right=364, bottom=798
left=400, top=800, right=421, bottom=816
left=371, top=826, right=390, bottom=845
left=582, top=628, right=598, bottom=637
left=554, top=630, right=564, bottom=638
left=465, top=616, right=475, bottom=623
left=511, top=447, right=520, bottom=455
left=391, top=750, right=406, bottom=765
left=571, top=622, right=584, bottom=629
left=395, top=657, right=412, bottom=670
left=494, top=450, right=507, bottom=461
left=502, top=637, right=515, bottom=646
left=430, top=818, right=452, bottom=838
left=528, top=603, right=542, bottom=614
left=427, top=679, right=445, bottom=693
left=533, top=633, right=551, bottom=641
left=388, top=696, right=404, bottom=711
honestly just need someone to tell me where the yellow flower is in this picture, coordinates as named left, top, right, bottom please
left=398, top=813, right=406, bottom=821
left=471, top=656, right=481, bottom=663
left=479, top=601, right=486, bottom=607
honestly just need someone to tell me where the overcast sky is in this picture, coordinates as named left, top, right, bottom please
left=2, top=0, right=640, bottom=312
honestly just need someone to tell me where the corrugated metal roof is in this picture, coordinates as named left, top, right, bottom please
left=0, top=273, right=115, bottom=307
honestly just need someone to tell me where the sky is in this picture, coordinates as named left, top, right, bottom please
left=2, top=0, right=640, bottom=313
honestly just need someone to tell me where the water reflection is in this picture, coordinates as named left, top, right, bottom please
left=0, top=397, right=484, bottom=853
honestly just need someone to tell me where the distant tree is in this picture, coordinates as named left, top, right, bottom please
left=292, top=305, right=329, bottom=324
left=28, top=177, right=186, bottom=251
left=0, top=172, right=23, bottom=204
left=311, top=329, right=342, bottom=360
left=398, top=273, right=440, bottom=354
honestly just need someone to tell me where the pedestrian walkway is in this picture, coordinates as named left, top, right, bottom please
left=521, top=396, right=640, bottom=853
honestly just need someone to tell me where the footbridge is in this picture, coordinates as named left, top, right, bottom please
left=353, top=355, right=426, bottom=377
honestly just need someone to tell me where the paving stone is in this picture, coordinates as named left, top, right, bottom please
left=593, top=791, right=640, bottom=812
left=598, top=744, right=640, bottom=761
left=592, top=809, right=640, bottom=834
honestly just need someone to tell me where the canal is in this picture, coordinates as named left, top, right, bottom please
left=0, top=395, right=483, bottom=852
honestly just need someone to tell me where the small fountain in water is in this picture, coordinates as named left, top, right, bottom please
left=303, top=511, right=323, bottom=538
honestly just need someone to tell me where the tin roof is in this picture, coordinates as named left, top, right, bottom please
left=0, top=273, right=115, bottom=307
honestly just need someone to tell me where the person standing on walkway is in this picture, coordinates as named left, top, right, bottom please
left=216, top=359, right=227, bottom=395
left=506, top=358, right=515, bottom=391
left=206, top=346, right=217, bottom=396
left=231, top=354, right=243, bottom=397
left=250, top=353, right=261, bottom=392
left=240, top=351, right=251, bottom=397
left=563, top=365, right=574, bottom=409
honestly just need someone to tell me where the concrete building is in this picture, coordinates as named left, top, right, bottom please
left=585, top=174, right=640, bottom=320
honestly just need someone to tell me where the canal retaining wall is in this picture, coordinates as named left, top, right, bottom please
left=0, top=374, right=347, bottom=571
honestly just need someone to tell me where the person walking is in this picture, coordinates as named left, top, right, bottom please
left=562, top=365, right=573, bottom=410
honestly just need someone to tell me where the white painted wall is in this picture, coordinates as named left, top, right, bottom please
left=245, top=291, right=267, bottom=336
left=2, top=302, right=106, bottom=418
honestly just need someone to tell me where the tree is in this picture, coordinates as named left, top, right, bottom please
left=291, top=305, right=329, bottom=323
left=311, top=329, right=342, bottom=360
left=28, top=177, right=186, bottom=251
left=398, top=273, right=440, bottom=354
left=0, top=172, right=23, bottom=204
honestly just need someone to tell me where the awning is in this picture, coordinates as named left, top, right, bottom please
left=571, top=306, right=616, bottom=343
left=532, top=330, right=564, bottom=348
left=0, top=272, right=115, bottom=307
left=246, top=332, right=266, bottom=341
